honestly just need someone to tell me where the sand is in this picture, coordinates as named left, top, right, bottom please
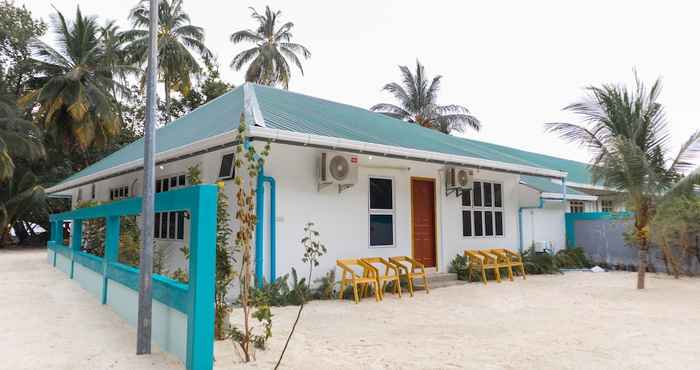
left=4, top=247, right=700, bottom=370
left=217, top=271, right=700, bottom=370
left=0, top=247, right=181, bottom=370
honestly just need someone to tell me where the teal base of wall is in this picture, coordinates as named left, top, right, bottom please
left=47, top=250, right=188, bottom=365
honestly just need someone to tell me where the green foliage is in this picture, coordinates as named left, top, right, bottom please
left=650, top=195, right=700, bottom=276
left=522, top=247, right=560, bottom=275
left=371, top=60, right=481, bottom=134
left=229, top=114, right=271, bottom=361
left=22, top=7, right=125, bottom=154
left=0, top=168, right=45, bottom=245
left=553, top=248, right=592, bottom=269
left=0, top=0, right=46, bottom=98
left=547, top=73, right=700, bottom=288
left=313, top=269, right=337, bottom=300
left=448, top=254, right=469, bottom=280
left=521, top=247, right=592, bottom=274
left=124, top=0, right=213, bottom=120
left=230, top=6, right=311, bottom=88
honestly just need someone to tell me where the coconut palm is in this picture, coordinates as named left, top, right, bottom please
left=371, top=60, right=481, bottom=135
left=230, top=6, right=311, bottom=88
left=124, top=0, right=212, bottom=121
left=21, top=7, right=124, bottom=155
left=0, top=95, right=45, bottom=181
left=546, top=74, right=700, bottom=289
left=0, top=167, right=45, bottom=246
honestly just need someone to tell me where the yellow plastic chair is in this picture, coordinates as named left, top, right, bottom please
left=464, top=250, right=501, bottom=284
left=488, top=248, right=527, bottom=281
left=362, top=257, right=402, bottom=299
left=388, top=256, right=429, bottom=296
left=337, top=259, right=381, bottom=304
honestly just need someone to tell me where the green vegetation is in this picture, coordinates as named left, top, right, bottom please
left=230, top=6, right=311, bottom=88
left=650, top=195, right=700, bottom=277
left=0, top=0, right=232, bottom=247
left=371, top=60, right=481, bottom=134
left=124, top=0, right=212, bottom=120
left=547, top=74, right=700, bottom=289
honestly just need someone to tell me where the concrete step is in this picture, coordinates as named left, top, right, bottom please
left=411, top=272, right=465, bottom=290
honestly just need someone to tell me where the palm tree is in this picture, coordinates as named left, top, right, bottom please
left=124, top=0, right=212, bottom=121
left=0, top=95, right=45, bottom=181
left=371, top=60, right=481, bottom=135
left=230, top=6, right=311, bottom=88
left=20, top=7, right=124, bottom=156
left=546, top=74, right=700, bottom=289
left=0, top=168, right=45, bottom=246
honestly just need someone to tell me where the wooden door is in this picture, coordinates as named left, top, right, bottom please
left=411, top=178, right=436, bottom=267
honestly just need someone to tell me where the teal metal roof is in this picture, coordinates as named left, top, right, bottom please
left=50, top=83, right=597, bottom=191
left=58, top=87, right=245, bottom=185
left=520, top=175, right=588, bottom=196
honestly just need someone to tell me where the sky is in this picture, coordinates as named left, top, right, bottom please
left=21, top=0, right=700, bottom=164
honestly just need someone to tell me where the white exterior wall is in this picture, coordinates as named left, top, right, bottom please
left=67, top=141, right=568, bottom=283
left=68, top=149, right=231, bottom=275
left=518, top=185, right=567, bottom=253
left=259, top=143, right=524, bottom=279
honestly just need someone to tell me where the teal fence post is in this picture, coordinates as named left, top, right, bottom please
left=70, top=220, right=82, bottom=278
left=103, top=216, right=121, bottom=304
left=185, top=185, right=217, bottom=370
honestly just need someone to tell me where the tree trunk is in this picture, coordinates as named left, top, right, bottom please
left=637, top=245, right=648, bottom=289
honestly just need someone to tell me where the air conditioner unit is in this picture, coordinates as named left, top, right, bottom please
left=318, top=152, right=358, bottom=193
left=445, top=166, right=473, bottom=196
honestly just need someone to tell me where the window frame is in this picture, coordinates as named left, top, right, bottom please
left=368, top=176, right=396, bottom=248
left=570, top=200, right=585, bottom=213
left=217, top=151, right=236, bottom=180
left=601, top=200, right=613, bottom=212
left=109, top=185, right=130, bottom=201
left=461, top=180, right=506, bottom=239
left=155, top=173, right=188, bottom=241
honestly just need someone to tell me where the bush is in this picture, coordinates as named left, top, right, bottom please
left=313, top=269, right=337, bottom=299
left=522, top=247, right=560, bottom=274
left=554, top=248, right=592, bottom=269
left=448, top=254, right=469, bottom=280
left=250, top=267, right=312, bottom=307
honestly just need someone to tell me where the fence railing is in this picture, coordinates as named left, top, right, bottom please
left=47, top=185, right=217, bottom=370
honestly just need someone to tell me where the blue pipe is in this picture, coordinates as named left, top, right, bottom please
left=255, top=166, right=265, bottom=287
left=517, top=177, right=568, bottom=253
left=518, top=197, right=544, bottom=253
left=263, top=176, right=276, bottom=282
left=247, top=138, right=277, bottom=288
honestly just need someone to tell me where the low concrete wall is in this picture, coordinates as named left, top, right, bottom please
left=107, top=280, right=188, bottom=360
left=47, top=250, right=188, bottom=364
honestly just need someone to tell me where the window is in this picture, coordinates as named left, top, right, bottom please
left=369, top=177, right=394, bottom=247
left=462, top=181, right=504, bottom=237
left=155, top=174, right=187, bottom=240
left=601, top=200, right=613, bottom=212
left=570, top=200, right=585, bottom=213
left=109, top=185, right=130, bottom=201
left=218, top=152, right=235, bottom=179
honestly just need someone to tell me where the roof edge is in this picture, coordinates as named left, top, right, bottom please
left=250, top=126, right=568, bottom=179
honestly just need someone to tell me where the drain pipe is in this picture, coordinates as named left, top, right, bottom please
left=518, top=177, right=568, bottom=253
left=262, top=175, right=276, bottom=282
left=518, top=197, right=544, bottom=253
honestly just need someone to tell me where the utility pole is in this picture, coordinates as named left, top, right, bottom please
left=137, top=0, right=158, bottom=355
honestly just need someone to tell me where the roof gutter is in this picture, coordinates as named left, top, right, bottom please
left=47, top=125, right=568, bottom=194
left=248, top=126, right=567, bottom=180
left=45, top=130, right=238, bottom=194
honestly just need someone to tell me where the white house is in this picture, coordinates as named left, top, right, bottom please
left=46, top=83, right=623, bottom=283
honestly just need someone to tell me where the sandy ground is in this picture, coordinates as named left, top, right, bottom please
left=4, top=248, right=700, bottom=370
left=0, top=247, right=181, bottom=370
left=218, top=270, right=700, bottom=370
